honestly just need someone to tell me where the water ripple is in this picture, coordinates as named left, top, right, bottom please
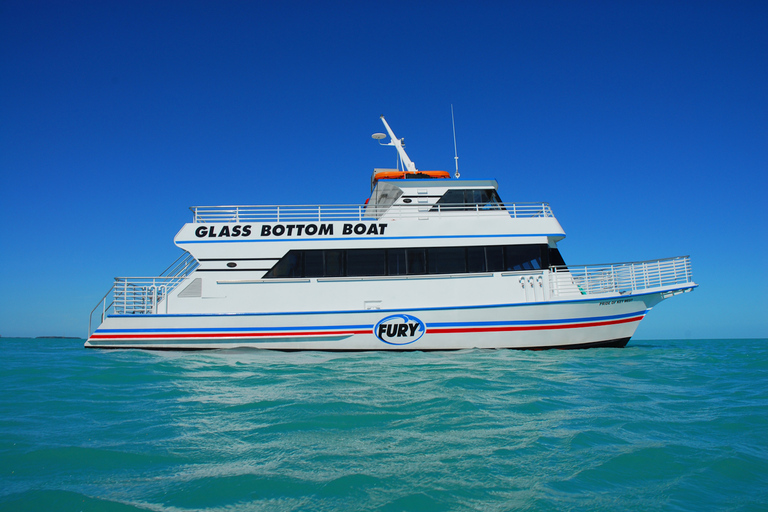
left=1, top=339, right=766, bottom=511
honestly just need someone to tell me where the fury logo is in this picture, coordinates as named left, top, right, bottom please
left=374, top=314, right=426, bottom=345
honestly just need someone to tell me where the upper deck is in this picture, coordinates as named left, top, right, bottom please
left=178, top=118, right=567, bottom=251
left=191, top=177, right=554, bottom=223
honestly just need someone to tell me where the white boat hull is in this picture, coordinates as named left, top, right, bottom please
left=86, top=290, right=675, bottom=351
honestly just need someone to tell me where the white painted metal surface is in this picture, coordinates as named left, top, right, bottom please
left=86, top=118, right=696, bottom=350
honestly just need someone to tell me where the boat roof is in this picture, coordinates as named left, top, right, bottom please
left=375, top=179, right=498, bottom=189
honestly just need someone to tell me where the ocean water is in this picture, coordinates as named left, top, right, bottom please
left=1, top=339, right=766, bottom=511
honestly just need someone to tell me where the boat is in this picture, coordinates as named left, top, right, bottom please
left=86, top=116, right=697, bottom=350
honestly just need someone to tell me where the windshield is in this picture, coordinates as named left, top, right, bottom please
left=431, top=189, right=504, bottom=211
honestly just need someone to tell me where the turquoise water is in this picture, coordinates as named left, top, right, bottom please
left=1, top=339, right=766, bottom=511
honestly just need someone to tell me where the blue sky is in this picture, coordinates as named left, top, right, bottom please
left=1, top=1, right=766, bottom=339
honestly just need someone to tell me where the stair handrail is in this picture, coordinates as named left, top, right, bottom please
left=88, top=284, right=115, bottom=337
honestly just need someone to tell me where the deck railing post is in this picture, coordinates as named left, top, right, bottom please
left=643, top=262, right=649, bottom=289
left=632, top=263, right=638, bottom=292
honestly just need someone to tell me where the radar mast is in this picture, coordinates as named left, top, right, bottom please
left=375, top=116, right=417, bottom=173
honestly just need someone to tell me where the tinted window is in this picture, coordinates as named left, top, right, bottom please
left=504, top=245, right=542, bottom=271
left=466, top=246, right=486, bottom=273
left=264, top=244, right=553, bottom=278
left=303, top=250, right=324, bottom=277
left=325, top=250, right=344, bottom=276
left=265, top=251, right=303, bottom=278
left=428, top=247, right=466, bottom=274
left=347, top=249, right=386, bottom=276
left=434, top=189, right=468, bottom=209
left=432, top=189, right=504, bottom=211
left=388, top=249, right=407, bottom=276
left=486, top=246, right=504, bottom=272
left=406, top=249, right=426, bottom=274
left=478, top=189, right=504, bottom=210
left=549, top=248, right=566, bottom=267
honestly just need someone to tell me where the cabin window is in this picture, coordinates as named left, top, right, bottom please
left=431, top=189, right=504, bottom=211
left=387, top=249, right=406, bottom=275
left=303, top=250, right=324, bottom=277
left=265, top=251, right=303, bottom=278
left=406, top=249, right=426, bottom=275
left=428, top=247, right=466, bottom=274
left=504, top=245, right=543, bottom=271
left=264, top=244, right=552, bottom=278
left=325, top=250, right=344, bottom=276
left=347, top=249, right=387, bottom=276
left=549, top=248, right=567, bottom=267
left=485, top=246, right=505, bottom=272
left=467, top=247, right=486, bottom=273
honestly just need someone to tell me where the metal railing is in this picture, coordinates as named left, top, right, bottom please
left=191, top=205, right=369, bottom=223
left=190, top=202, right=554, bottom=223
left=550, top=256, right=694, bottom=297
left=89, top=253, right=695, bottom=336
left=88, top=252, right=199, bottom=335
left=159, top=251, right=199, bottom=278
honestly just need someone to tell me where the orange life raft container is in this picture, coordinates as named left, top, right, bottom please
left=371, top=170, right=450, bottom=189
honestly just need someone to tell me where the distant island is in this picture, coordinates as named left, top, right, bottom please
left=35, top=336, right=83, bottom=340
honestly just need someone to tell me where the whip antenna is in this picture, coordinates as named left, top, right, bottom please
left=451, top=105, right=460, bottom=178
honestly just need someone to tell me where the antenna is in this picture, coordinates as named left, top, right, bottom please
left=451, top=105, right=460, bottom=178
left=374, top=116, right=417, bottom=173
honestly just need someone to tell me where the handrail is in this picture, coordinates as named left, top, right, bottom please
left=88, top=285, right=115, bottom=336
left=159, top=251, right=198, bottom=277
left=87, top=252, right=199, bottom=335
left=111, top=277, right=187, bottom=315
left=189, top=202, right=554, bottom=223
left=89, top=254, right=694, bottom=330
left=550, top=256, right=694, bottom=297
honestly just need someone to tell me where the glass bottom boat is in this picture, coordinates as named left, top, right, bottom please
left=86, top=117, right=696, bottom=350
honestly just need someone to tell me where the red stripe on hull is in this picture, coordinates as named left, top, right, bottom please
left=428, top=315, right=645, bottom=334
